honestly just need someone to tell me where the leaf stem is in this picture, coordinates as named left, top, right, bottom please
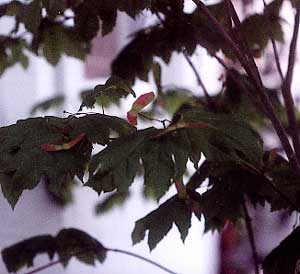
left=242, top=200, right=260, bottom=274
left=24, top=260, right=61, bottom=274
left=281, top=2, right=300, bottom=161
left=138, top=112, right=170, bottom=128
left=19, top=246, right=180, bottom=274
left=262, top=0, right=284, bottom=80
left=154, top=10, right=213, bottom=109
left=182, top=51, right=214, bottom=109
left=107, top=248, right=181, bottom=274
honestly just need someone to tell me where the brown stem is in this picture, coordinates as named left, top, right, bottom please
left=107, top=248, right=181, bottom=274
left=22, top=247, right=180, bottom=274
left=192, top=0, right=300, bottom=174
left=182, top=51, right=213, bottom=107
left=262, top=0, right=284, bottom=80
left=24, top=260, right=61, bottom=274
left=242, top=200, right=260, bottom=274
left=282, top=2, right=300, bottom=161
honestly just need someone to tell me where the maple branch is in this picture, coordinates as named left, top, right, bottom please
left=138, top=112, right=170, bottom=128
left=154, top=10, right=212, bottom=109
left=21, top=247, right=180, bottom=274
left=182, top=51, right=214, bottom=109
left=281, top=2, right=300, bottom=161
left=242, top=200, right=260, bottom=274
left=192, top=0, right=300, bottom=174
left=107, top=248, right=181, bottom=274
left=24, top=260, right=60, bottom=274
left=262, top=0, right=284, bottom=80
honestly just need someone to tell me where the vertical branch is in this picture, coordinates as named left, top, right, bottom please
left=192, top=0, right=300, bottom=173
left=262, top=0, right=284, bottom=80
left=154, top=9, right=213, bottom=109
left=182, top=51, right=214, bottom=108
left=282, top=2, right=300, bottom=161
left=242, top=200, right=260, bottom=274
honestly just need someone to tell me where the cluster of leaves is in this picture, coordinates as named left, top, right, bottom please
left=0, top=114, right=133, bottom=208
left=2, top=228, right=107, bottom=273
left=112, top=0, right=284, bottom=84
left=1, top=1, right=300, bottom=274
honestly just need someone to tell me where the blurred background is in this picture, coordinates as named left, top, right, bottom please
left=0, top=0, right=300, bottom=273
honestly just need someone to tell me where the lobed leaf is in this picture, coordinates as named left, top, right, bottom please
left=1, top=229, right=106, bottom=273
left=0, top=114, right=133, bottom=208
left=132, top=196, right=192, bottom=250
left=79, top=76, right=136, bottom=111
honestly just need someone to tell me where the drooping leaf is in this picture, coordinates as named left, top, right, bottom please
left=264, top=154, right=300, bottom=212
left=40, top=24, right=89, bottom=65
left=19, top=0, right=42, bottom=34
left=2, top=235, right=57, bottom=273
left=0, top=36, right=29, bottom=75
left=1, top=228, right=107, bottom=273
left=157, top=88, right=194, bottom=114
left=196, top=161, right=268, bottom=231
left=56, top=229, right=106, bottom=266
left=95, top=191, right=130, bottom=214
left=30, top=95, right=65, bottom=114
left=178, top=108, right=264, bottom=167
left=132, top=195, right=192, bottom=250
left=79, top=76, right=136, bottom=111
left=141, top=139, right=175, bottom=200
left=0, top=114, right=132, bottom=208
left=262, top=227, right=300, bottom=274
left=87, top=128, right=154, bottom=195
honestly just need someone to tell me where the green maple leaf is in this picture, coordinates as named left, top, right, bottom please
left=132, top=195, right=192, bottom=250
left=178, top=108, right=264, bottom=167
left=79, top=76, right=136, bottom=111
left=2, top=235, right=56, bottom=273
left=95, top=191, right=130, bottom=214
left=1, top=228, right=107, bottom=273
left=56, top=229, right=106, bottom=266
left=0, top=114, right=132, bottom=208
left=87, top=128, right=154, bottom=195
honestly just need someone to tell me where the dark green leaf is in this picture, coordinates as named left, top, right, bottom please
left=79, top=76, right=136, bottom=111
left=1, top=228, right=107, bottom=273
left=56, top=229, right=106, bottom=266
left=132, top=196, right=192, bottom=250
left=194, top=161, right=268, bottom=231
left=2, top=235, right=56, bottom=273
left=87, top=128, right=154, bottom=195
left=19, top=0, right=42, bottom=34
left=0, top=114, right=132, bottom=208
left=95, top=191, right=130, bottom=214
left=30, top=95, right=65, bottom=114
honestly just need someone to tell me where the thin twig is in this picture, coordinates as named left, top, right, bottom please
left=138, top=112, right=170, bottom=128
left=107, top=248, right=181, bottom=274
left=21, top=247, right=181, bottom=274
left=192, top=0, right=300, bottom=174
left=24, top=260, right=61, bottom=274
left=282, top=2, right=300, bottom=161
left=242, top=200, right=260, bottom=274
left=262, top=0, right=284, bottom=80
left=154, top=9, right=213, bottom=109
left=182, top=51, right=214, bottom=107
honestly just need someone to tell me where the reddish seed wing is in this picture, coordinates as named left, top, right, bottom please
left=127, top=92, right=155, bottom=126
left=41, top=133, right=86, bottom=152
